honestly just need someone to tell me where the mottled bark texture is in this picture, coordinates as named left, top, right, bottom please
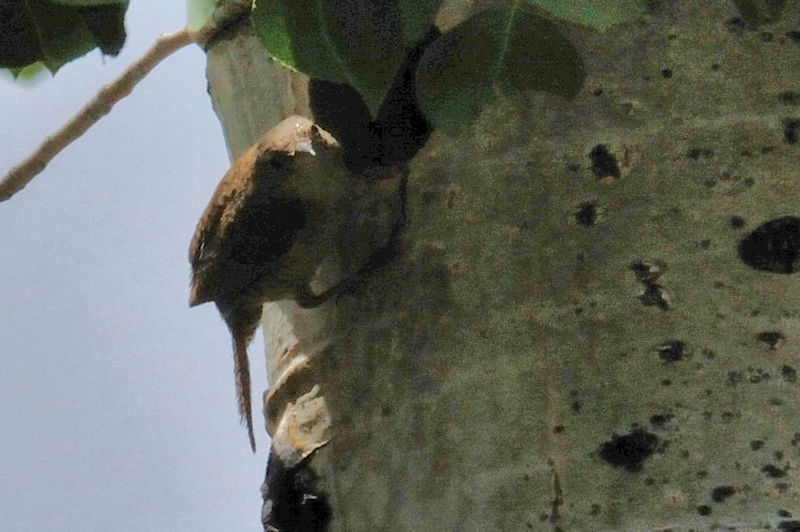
left=206, top=3, right=800, bottom=530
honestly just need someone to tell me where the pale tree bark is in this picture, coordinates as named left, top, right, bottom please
left=206, top=2, right=800, bottom=530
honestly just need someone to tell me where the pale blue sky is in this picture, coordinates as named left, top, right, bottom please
left=0, top=2, right=268, bottom=530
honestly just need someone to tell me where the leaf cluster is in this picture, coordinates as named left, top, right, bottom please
left=252, top=0, right=594, bottom=133
left=0, top=0, right=129, bottom=76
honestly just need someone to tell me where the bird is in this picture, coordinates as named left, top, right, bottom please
left=188, top=116, right=349, bottom=451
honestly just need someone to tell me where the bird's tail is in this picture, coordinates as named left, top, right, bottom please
left=221, top=302, right=262, bottom=452
left=234, top=331, right=256, bottom=452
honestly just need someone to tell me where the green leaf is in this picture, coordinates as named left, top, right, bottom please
left=0, top=0, right=128, bottom=72
left=526, top=0, right=653, bottom=31
left=416, top=6, right=585, bottom=133
left=252, top=0, right=441, bottom=114
left=3, top=62, right=50, bottom=84
left=186, top=0, right=220, bottom=31
left=23, top=1, right=96, bottom=71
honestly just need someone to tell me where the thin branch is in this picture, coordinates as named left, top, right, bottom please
left=0, top=1, right=248, bottom=203
left=0, top=29, right=190, bottom=201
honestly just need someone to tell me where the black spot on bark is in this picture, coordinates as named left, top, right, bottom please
left=649, top=413, right=673, bottom=427
left=593, top=88, right=604, bottom=96
left=733, top=0, right=770, bottom=26
left=738, top=216, right=800, bottom=273
left=762, top=463, right=787, bottom=478
left=784, top=120, right=799, bottom=144
left=598, top=430, right=659, bottom=472
left=697, top=504, right=712, bottom=516
left=589, top=145, right=620, bottom=179
left=780, top=510, right=794, bottom=518
left=727, top=371, right=743, bottom=386
left=420, top=190, right=437, bottom=205
left=751, top=439, right=764, bottom=450
left=638, top=282, right=668, bottom=308
left=726, top=17, right=747, bottom=34
left=711, top=486, right=736, bottom=502
left=262, top=453, right=331, bottom=532
left=657, top=341, right=685, bottom=362
left=787, top=30, right=800, bottom=43
left=575, top=202, right=598, bottom=226
left=687, top=147, right=714, bottom=160
left=661, top=68, right=673, bottom=78
left=779, top=91, right=800, bottom=105
left=756, top=331, right=784, bottom=349
left=779, top=520, right=800, bottom=532
left=729, top=215, right=746, bottom=228
left=781, top=365, right=797, bottom=383
left=631, top=261, right=670, bottom=310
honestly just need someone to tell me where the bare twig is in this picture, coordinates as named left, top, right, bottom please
left=0, top=30, right=192, bottom=201
left=0, top=1, right=248, bottom=203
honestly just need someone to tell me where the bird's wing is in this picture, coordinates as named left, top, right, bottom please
left=188, top=145, right=259, bottom=305
left=188, top=116, right=337, bottom=306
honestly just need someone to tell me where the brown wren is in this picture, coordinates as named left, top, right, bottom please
left=189, top=116, right=349, bottom=451
left=188, top=26, right=437, bottom=451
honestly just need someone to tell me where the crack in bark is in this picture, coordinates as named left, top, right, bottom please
left=548, top=458, right=564, bottom=532
left=541, top=361, right=567, bottom=529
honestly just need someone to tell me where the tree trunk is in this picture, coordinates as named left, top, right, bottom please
left=205, top=2, right=800, bottom=529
